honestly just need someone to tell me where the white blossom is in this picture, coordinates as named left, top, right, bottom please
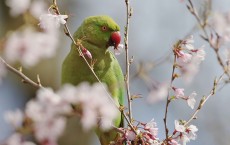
left=186, top=125, right=198, bottom=140
left=126, top=130, right=136, bottom=141
left=114, top=44, right=124, bottom=55
left=144, top=118, right=158, bottom=137
left=25, top=88, right=68, bottom=144
left=39, top=14, right=68, bottom=31
left=187, top=92, right=197, bottom=109
left=181, top=35, right=194, bottom=50
left=194, top=46, right=206, bottom=61
left=5, top=0, right=30, bottom=16
left=4, top=27, right=58, bottom=67
left=177, top=51, right=192, bottom=65
left=4, top=109, right=24, bottom=128
left=174, top=120, right=198, bottom=145
left=173, top=88, right=185, bottom=99
left=174, top=120, right=185, bottom=133
left=75, top=83, right=119, bottom=131
left=6, top=133, right=36, bottom=145
left=209, top=11, right=230, bottom=44
left=34, top=117, right=66, bottom=143
left=30, top=0, right=47, bottom=18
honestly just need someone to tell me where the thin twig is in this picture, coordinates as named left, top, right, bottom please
left=185, top=73, right=224, bottom=126
left=0, top=57, right=43, bottom=89
left=187, top=0, right=230, bottom=79
left=124, top=0, right=133, bottom=122
left=52, top=1, right=136, bottom=133
left=163, top=54, right=177, bottom=142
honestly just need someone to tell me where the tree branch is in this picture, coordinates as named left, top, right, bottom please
left=0, top=57, right=43, bottom=89
left=124, top=0, right=133, bottom=122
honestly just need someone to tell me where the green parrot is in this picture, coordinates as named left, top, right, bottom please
left=61, top=15, right=124, bottom=145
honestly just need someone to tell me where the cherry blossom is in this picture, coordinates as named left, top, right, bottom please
left=181, top=35, right=194, bottom=50
left=209, top=11, right=230, bottom=44
left=187, top=92, right=197, bottom=109
left=5, top=0, right=31, bottom=17
left=144, top=118, right=158, bottom=138
left=6, top=133, right=36, bottom=145
left=4, top=27, right=58, bottom=67
left=30, top=0, right=47, bottom=18
left=114, top=44, right=124, bottom=55
left=173, top=87, right=185, bottom=99
left=39, top=14, right=68, bottom=31
left=125, top=130, right=136, bottom=141
left=72, top=83, right=119, bottom=131
left=175, top=36, right=206, bottom=84
left=173, top=120, right=198, bottom=145
left=174, top=120, right=185, bottom=133
left=4, top=109, right=24, bottom=128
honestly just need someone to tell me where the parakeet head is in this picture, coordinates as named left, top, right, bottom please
left=80, top=15, right=121, bottom=50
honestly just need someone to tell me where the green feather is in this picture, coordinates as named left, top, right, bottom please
left=62, top=15, right=124, bottom=145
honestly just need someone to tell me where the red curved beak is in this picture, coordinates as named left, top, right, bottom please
left=110, top=31, right=121, bottom=49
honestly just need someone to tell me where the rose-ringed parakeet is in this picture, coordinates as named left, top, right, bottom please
left=61, top=15, right=124, bottom=145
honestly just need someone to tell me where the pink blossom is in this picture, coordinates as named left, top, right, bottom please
left=173, top=87, right=185, bottom=99
left=209, top=11, right=230, bottom=44
left=174, top=121, right=198, bottom=145
left=6, top=133, right=36, bottom=145
left=144, top=118, right=158, bottom=138
left=4, top=27, right=58, bottom=67
left=177, top=51, right=192, bottom=65
left=181, top=35, right=194, bottom=50
left=168, top=139, right=180, bottom=145
left=174, top=120, right=185, bottom=133
left=114, top=44, right=124, bottom=55
left=5, top=0, right=30, bottom=16
left=4, top=109, right=24, bottom=128
left=125, top=130, right=136, bottom=141
left=187, top=92, right=197, bottom=109
left=30, top=0, right=47, bottom=18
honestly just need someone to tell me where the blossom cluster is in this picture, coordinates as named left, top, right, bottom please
left=173, top=120, right=198, bottom=145
left=3, top=0, right=68, bottom=67
left=147, top=36, right=202, bottom=109
left=209, top=11, right=230, bottom=46
left=113, top=118, right=160, bottom=145
left=174, top=35, right=206, bottom=83
left=4, top=83, right=118, bottom=145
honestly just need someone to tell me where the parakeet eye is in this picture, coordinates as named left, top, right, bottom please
left=101, top=26, right=108, bottom=31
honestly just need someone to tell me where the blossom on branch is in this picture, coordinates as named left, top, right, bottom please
left=209, top=11, right=230, bottom=45
left=187, top=92, right=197, bottom=109
left=6, top=133, right=36, bottom=145
left=39, top=14, right=68, bottom=31
left=174, top=35, right=206, bottom=83
left=4, top=27, right=58, bottom=67
left=173, top=120, right=198, bottom=145
left=4, top=109, right=24, bottom=128
left=5, top=0, right=30, bottom=16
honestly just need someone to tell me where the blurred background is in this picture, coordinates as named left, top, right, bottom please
left=1, top=0, right=230, bottom=145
